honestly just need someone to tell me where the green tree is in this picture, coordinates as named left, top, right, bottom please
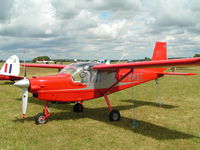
left=194, top=54, right=200, bottom=57
left=32, top=56, right=51, bottom=62
left=144, top=57, right=151, bottom=61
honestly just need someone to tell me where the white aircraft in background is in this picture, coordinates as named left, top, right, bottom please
left=98, top=59, right=110, bottom=64
left=36, top=59, right=55, bottom=64
left=0, top=55, right=22, bottom=81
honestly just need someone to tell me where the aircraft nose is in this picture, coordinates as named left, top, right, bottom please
left=14, top=78, right=30, bottom=89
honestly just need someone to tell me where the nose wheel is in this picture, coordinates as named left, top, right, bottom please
left=35, top=102, right=51, bottom=125
left=35, top=113, right=48, bottom=124
left=73, top=103, right=84, bottom=112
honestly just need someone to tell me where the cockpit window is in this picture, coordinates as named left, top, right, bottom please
left=60, top=62, right=98, bottom=83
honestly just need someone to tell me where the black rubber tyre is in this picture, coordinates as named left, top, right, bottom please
left=109, top=110, right=120, bottom=121
left=73, top=103, right=84, bottom=112
left=35, top=113, right=48, bottom=125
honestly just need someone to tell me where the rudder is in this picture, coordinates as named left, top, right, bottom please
left=0, top=55, right=20, bottom=76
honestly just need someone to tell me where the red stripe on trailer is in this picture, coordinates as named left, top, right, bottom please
left=4, top=64, right=8, bottom=73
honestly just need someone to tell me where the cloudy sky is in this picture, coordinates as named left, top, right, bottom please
left=0, top=0, right=200, bottom=60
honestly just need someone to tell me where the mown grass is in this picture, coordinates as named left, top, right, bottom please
left=0, top=64, right=199, bottom=150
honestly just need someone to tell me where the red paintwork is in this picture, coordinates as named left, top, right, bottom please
left=4, top=64, right=8, bottom=73
left=0, top=75, right=23, bottom=81
left=152, top=42, right=167, bottom=60
left=104, top=95, right=113, bottom=111
left=158, top=72, right=196, bottom=76
left=42, top=102, right=51, bottom=120
left=27, top=68, right=162, bottom=102
left=21, top=63, right=65, bottom=69
left=93, top=57, right=200, bottom=70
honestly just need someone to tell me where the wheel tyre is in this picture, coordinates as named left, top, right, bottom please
left=109, top=110, right=120, bottom=121
left=73, top=103, right=84, bottom=112
left=35, top=113, right=48, bottom=125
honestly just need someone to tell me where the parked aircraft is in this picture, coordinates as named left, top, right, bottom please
left=0, top=55, right=22, bottom=81
left=36, top=59, right=55, bottom=64
left=14, top=42, right=200, bottom=124
left=98, top=59, right=110, bottom=64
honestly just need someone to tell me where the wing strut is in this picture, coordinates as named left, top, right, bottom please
left=155, top=79, right=163, bottom=106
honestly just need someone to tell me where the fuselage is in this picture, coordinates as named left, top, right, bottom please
left=28, top=62, right=163, bottom=102
left=0, top=74, right=23, bottom=81
left=0, top=75, right=13, bottom=80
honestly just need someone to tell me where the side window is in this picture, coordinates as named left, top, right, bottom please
left=81, top=70, right=101, bottom=83
left=81, top=71, right=92, bottom=83
left=95, top=71, right=101, bottom=83
left=72, top=72, right=82, bottom=82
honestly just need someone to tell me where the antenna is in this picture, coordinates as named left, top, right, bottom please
left=118, top=53, right=128, bottom=64
left=23, top=49, right=27, bottom=77
left=118, top=55, right=125, bottom=64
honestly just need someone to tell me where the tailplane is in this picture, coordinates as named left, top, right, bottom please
left=0, top=55, right=20, bottom=76
left=151, top=42, right=195, bottom=76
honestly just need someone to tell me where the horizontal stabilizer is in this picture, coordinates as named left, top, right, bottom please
left=158, top=72, right=196, bottom=76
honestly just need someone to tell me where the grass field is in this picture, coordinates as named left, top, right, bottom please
left=0, top=64, right=200, bottom=150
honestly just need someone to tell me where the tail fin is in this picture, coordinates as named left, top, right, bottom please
left=152, top=42, right=167, bottom=60
left=0, top=55, right=20, bottom=76
left=149, top=42, right=167, bottom=72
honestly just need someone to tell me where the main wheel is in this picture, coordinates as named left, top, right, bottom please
left=73, top=103, right=84, bottom=112
left=109, top=110, right=120, bottom=121
left=35, top=113, right=48, bottom=125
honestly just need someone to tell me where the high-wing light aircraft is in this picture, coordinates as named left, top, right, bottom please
left=0, top=55, right=22, bottom=81
left=14, top=42, right=200, bottom=124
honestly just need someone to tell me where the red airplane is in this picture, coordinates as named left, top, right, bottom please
left=14, top=42, right=200, bottom=124
left=0, top=55, right=22, bottom=81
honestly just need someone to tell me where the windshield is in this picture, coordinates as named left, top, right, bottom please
left=60, top=62, right=98, bottom=82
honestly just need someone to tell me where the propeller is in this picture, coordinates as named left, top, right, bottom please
left=14, top=77, right=30, bottom=118
left=14, top=49, right=29, bottom=118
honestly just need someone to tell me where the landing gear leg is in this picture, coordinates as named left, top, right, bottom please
left=35, top=102, right=51, bottom=124
left=104, top=94, right=120, bottom=121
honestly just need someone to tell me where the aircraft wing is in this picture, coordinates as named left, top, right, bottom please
left=21, top=63, right=66, bottom=69
left=93, top=57, right=200, bottom=70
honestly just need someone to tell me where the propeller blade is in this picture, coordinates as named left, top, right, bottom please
left=14, top=77, right=30, bottom=118
left=22, top=88, right=28, bottom=117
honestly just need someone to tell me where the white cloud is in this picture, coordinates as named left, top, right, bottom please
left=90, top=20, right=131, bottom=39
left=0, top=0, right=14, bottom=22
left=0, top=0, right=199, bottom=60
